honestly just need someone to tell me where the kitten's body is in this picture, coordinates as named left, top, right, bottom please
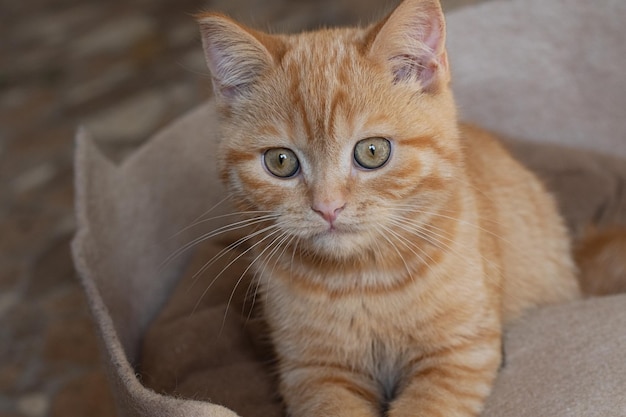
left=260, top=124, right=578, bottom=417
left=197, top=1, right=580, bottom=415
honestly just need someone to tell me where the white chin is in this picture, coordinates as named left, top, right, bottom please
left=308, top=229, right=365, bottom=258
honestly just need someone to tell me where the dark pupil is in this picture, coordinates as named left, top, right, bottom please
left=368, top=144, right=376, bottom=156
left=278, top=153, right=287, bottom=166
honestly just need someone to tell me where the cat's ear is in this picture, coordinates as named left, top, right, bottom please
left=368, top=0, right=449, bottom=93
left=196, top=13, right=280, bottom=101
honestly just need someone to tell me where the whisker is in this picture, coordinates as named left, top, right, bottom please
left=184, top=194, right=234, bottom=229
left=289, top=236, right=301, bottom=279
left=171, top=209, right=278, bottom=238
left=387, top=216, right=451, bottom=250
left=191, top=226, right=283, bottom=316
left=188, top=222, right=279, bottom=286
left=257, top=229, right=289, bottom=302
left=388, top=214, right=502, bottom=272
left=160, top=214, right=279, bottom=269
left=381, top=222, right=443, bottom=282
left=222, top=229, right=291, bottom=331
left=376, top=224, right=414, bottom=283
left=452, top=177, right=501, bottom=206
left=243, top=231, right=294, bottom=324
left=391, top=205, right=511, bottom=245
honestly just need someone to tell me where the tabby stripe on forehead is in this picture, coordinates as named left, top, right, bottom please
left=295, top=87, right=315, bottom=143
left=257, top=124, right=281, bottom=137
left=286, top=53, right=354, bottom=143
left=327, top=89, right=347, bottom=138
left=286, top=64, right=315, bottom=143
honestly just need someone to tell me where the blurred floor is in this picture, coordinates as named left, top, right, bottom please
left=0, top=0, right=485, bottom=415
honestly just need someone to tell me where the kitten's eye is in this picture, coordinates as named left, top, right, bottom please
left=264, top=148, right=300, bottom=178
left=354, top=137, right=391, bottom=169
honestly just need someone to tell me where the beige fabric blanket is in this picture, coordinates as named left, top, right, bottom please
left=72, top=0, right=626, bottom=416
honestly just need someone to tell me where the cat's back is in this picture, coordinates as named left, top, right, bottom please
left=460, top=124, right=580, bottom=322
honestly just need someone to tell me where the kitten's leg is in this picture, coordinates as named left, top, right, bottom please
left=280, top=365, right=382, bottom=417
left=388, top=334, right=501, bottom=417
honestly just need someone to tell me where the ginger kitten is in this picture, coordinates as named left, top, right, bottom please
left=196, top=0, right=580, bottom=415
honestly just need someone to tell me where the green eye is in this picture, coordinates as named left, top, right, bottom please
left=264, top=148, right=300, bottom=178
left=354, top=137, right=391, bottom=169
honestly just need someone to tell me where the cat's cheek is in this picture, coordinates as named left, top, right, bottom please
left=231, top=166, right=301, bottom=211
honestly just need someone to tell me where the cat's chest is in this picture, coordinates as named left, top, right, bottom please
left=265, top=287, right=417, bottom=393
left=266, top=280, right=424, bottom=357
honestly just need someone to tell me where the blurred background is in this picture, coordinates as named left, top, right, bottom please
left=0, top=0, right=486, bottom=415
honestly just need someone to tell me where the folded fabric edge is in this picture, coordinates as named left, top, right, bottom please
left=71, top=128, right=242, bottom=417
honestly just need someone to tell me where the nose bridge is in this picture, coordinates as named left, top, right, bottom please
left=308, top=152, right=347, bottom=204
left=305, top=133, right=350, bottom=223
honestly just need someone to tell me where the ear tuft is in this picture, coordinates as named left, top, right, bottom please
left=369, top=0, right=448, bottom=92
left=196, top=13, right=274, bottom=101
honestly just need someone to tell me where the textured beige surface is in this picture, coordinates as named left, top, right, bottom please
left=72, top=0, right=626, bottom=416
left=484, top=294, right=626, bottom=416
left=446, top=0, right=626, bottom=157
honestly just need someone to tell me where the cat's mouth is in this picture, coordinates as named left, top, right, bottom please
left=296, top=218, right=368, bottom=253
left=308, top=223, right=361, bottom=246
left=317, top=223, right=354, bottom=235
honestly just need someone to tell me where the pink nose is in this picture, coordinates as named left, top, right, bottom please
left=312, top=201, right=346, bottom=224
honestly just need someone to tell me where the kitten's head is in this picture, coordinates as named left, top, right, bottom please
left=198, top=0, right=462, bottom=261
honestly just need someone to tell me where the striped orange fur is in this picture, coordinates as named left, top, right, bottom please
left=197, top=0, right=580, bottom=416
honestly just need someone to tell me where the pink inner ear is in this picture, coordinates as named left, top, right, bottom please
left=421, top=12, right=443, bottom=55
left=204, top=42, right=247, bottom=97
left=202, top=35, right=260, bottom=94
left=198, top=16, right=273, bottom=101
left=391, top=54, right=437, bottom=86
left=370, top=0, right=446, bottom=90
left=399, top=12, right=444, bottom=87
